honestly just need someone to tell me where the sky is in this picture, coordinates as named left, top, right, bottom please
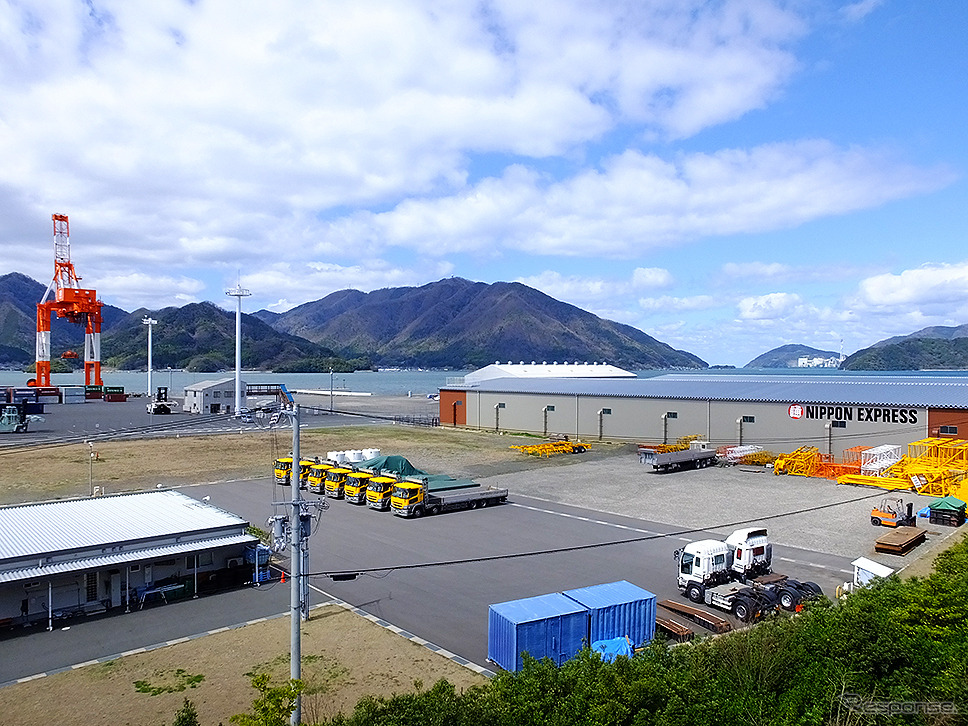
left=1, top=0, right=966, bottom=367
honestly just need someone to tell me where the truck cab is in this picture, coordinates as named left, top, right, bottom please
left=344, top=472, right=373, bottom=504
left=307, top=463, right=331, bottom=494
left=273, top=457, right=292, bottom=486
left=677, top=539, right=731, bottom=595
left=366, top=476, right=397, bottom=510
left=325, top=467, right=353, bottom=499
left=724, top=528, right=772, bottom=581
left=390, top=481, right=424, bottom=517
left=297, top=459, right=314, bottom=489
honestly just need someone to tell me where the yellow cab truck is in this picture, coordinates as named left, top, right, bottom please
left=344, top=471, right=373, bottom=504
left=366, top=476, right=398, bottom=511
left=273, top=457, right=293, bottom=486
left=297, top=459, right=315, bottom=489
left=391, top=476, right=508, bottom=518
left=325, top=467, right=354, bottom=499
left=308, top=462, right=332, bottom=494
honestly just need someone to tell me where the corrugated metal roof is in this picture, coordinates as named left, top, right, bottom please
left=489, top=592, right=587, bottom=624
left=0, top=490, right=249, bottom=562
left=464, top=363, right=635, bottom=384
left=451, top=373, right=968, bottom=409
left=0, top=533, right=256, bottom=584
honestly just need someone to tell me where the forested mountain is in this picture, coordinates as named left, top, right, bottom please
left=843, top=325, right=968, bottom=370
left=256, top=278, right=707, bottom=369
left=745, top=344, right=840, bottom=368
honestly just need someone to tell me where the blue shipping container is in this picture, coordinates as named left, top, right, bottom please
left=562, top=580, right=657, bottom=647
left=488, top=592, right=588, bottom=672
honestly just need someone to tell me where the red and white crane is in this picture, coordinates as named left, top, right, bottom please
left=30, top=214, right=103, bottom=387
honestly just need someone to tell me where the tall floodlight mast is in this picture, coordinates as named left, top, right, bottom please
left=226, top=282, right=251, bottom=415
left=32, top=214, right=104, bottom=387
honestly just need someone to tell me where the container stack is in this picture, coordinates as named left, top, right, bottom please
left=488, top=580, right=657, bottom=672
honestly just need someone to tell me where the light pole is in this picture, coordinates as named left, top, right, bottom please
left=226, top=282, right=251, bottom=416
left=330, top=368, right=334, bottom=412
left=142, top=316, right=157, bottom=400
left=88, top=441, right=94, bottom=496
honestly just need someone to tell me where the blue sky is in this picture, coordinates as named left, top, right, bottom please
left=1, top=0, right=965, bottom=366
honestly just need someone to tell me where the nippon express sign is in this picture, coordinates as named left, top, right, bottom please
left=788, top=404, right=919, bottom=425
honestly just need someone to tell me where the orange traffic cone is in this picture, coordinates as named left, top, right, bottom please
left=281, top=571, right=286, bottom=583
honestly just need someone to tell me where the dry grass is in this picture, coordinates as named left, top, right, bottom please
left=0, top=425, right=534, bottom=505
left=0, top=605, right=487, bottom=726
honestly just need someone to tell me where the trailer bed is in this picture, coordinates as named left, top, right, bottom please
left=659, top=599, right=732, bottom=634
left=875, top=526, right=926, bottom=555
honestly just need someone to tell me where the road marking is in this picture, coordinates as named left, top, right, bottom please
left=509, top=503, right=854, bottom=577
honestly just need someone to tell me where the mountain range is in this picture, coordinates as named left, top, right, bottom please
left=744, top=344, right=841, bottom=369
left=0, top=273, right=706, bottom=371
left=841, top=325, right=968, bottom=370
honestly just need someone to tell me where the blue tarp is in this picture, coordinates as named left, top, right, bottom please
left=592, top=637, right=633, bottom=662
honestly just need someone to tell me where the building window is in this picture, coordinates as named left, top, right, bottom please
left=497, top=402, right=506, bottom=409
left=601, top=408, right=612, bottom=415
left=742, top=415, right=755, bottom=424
left=666, top=411, right=678, bottom=419
left=213, top=390, right=221, bottom=398
left=545, top=405, right=555, bottom=412
left=940, top=425, right=958, bottom=435
left=831, top=421, right=846, bottom=429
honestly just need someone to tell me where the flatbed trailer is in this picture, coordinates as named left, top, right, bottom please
left=639, top=442, right=717, bottom=472
left=390, top=479, right=508, bottom=517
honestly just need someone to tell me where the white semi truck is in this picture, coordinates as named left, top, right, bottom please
left=675, top=528, right=823, bottom=622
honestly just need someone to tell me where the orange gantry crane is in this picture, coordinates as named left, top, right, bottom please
left=29, top=214, right=103, bottom=387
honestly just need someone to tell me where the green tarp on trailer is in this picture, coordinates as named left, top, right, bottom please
left=928, top=496, right=966, bottom=512
left=359, top=455, right=428, bottom=478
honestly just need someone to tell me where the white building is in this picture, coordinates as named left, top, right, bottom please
left=184, top=377, right=247, bottom=414
left=0, top=490, right=259, bottom=626
left=461, top=362, right=635, bottom=385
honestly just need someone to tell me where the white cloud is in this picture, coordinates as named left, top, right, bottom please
left=722, top=261, right=792, bottom=279
left=96, top=272, right=206, bottom=310
left=638, top=295, right=719, bottom=313
left=849, top=263, right=968, bottom=320
left=516, top=267, right=673, bottom=310
left=841, top=0, right=884, bottom=23
left=329, top=142, right=953, bottom=259
left=737, top=292, right=803, bottom=320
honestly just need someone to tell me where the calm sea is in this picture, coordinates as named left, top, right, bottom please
left=2, top=366, right=968, bottom=397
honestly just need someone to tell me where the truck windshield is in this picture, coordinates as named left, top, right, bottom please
left=680, top=551, right=694, bottom=575
left=392, top=486, right=413, bottom=499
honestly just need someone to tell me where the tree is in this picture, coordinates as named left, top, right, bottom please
left=171, top=698, right=200, bottom=726
left=231, top=673, right=303, bottom=726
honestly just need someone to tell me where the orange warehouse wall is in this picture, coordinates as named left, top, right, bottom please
left=928, top=409, right=968, bottom=438
left=439, top=390, right=466, bottom=426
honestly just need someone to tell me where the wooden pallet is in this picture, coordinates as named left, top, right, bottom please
left=875, top=526, right=926, bottom=555
left=659, top=599, right=732, bottom=634
left=656, top=616, right=695, bottom=643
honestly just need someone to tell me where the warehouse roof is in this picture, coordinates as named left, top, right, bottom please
left=0, top=490, right=250, bottom=564
left=463, top=362, right=634, bottom=384
left=449, top=373, right=968, bottom=409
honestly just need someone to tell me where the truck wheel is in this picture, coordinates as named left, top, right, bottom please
left=686, top=584, right=703, bottom=604
left=413, top=507, right=423, bottom=518
left=467, top=500, right=477, bottom=510
left=429, top=505, right=441, bottom=516
left=802, top=582, right=823, bottom=599
left=733, top=599, right=753, bottom=622
left=779, top=590, right=798, bottom=611
left=479, top=499, right=488, bottom=508
left=871, top=517, right=881, bottom=526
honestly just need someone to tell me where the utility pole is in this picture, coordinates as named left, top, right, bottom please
left=266, top=404, right=326, bottom=726
left=226, top=282, right=251, bottom=416
left=143, top=316, right=157, bottom=425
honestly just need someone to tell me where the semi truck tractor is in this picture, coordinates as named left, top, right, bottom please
left=366, top=476, right=398, bottom=510
left=325, top=467, right=353, bottom=499
left=675, top=529, right=823, bottom=622
left=0, top=404, right=29, bottom=433
left=639, top=441, right=718, bottom=472
left=273, top=457, right=292, bottom=486
left=307, top=463, right=331, bottom=494
left=390, top=477, right=508, bottom=518
left=344, top=471, right=373, bottom=504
